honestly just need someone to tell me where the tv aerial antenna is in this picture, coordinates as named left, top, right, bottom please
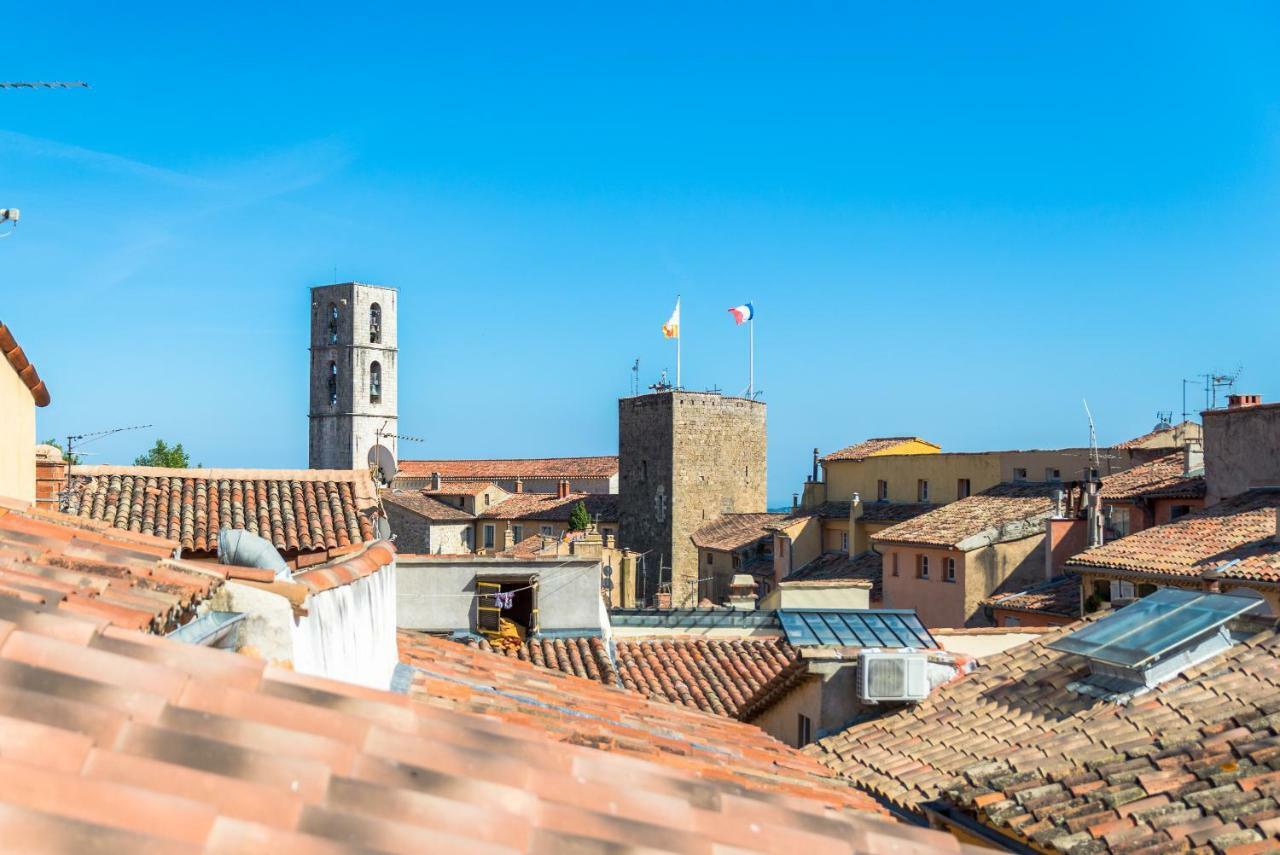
left=630, top=359, right=640, bottom=396
left=1082, top=399, right=1100, bottom=480
left=62, top=423, right=152, bottom=509
left=371, top=421, right=423, bottom=486
left=0, top=82, right=89, bottom=89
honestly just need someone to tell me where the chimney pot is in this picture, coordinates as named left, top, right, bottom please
left=1228, top=394, right=1263, bottom=409
left=557, top=479, right=570, bottom=499
left=514, top=478, right=524, bottom=493
left=431, top=471, right=442, bottom=491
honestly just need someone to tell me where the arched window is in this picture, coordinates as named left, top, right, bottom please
left=369, top=303, right=382, bottom=343
left=327, top=303, right=339, bottom=344
left=328, top=361, right=338, bottom=406
left=370, top=361, right=382, bottom=403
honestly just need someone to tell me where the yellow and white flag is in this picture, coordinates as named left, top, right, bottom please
left=662, top=298, right=680, bottom=339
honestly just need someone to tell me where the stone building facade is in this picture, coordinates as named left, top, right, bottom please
left=308, top=283, right=398, bottom=472
left=618, top=391, right=766, bottom=607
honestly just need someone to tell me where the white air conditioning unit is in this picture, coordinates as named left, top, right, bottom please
left=858, top=650, right=930, bottom=703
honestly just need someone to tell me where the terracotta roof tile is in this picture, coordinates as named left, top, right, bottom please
left=0, top=320, right=50, bottom=407
left=419, top=480, right=505, bottom=496
left=872, top=481, right=1057, bottom=549
left=66, top=466, right=378, bottom=554
left=786, top=551, right=883, bottom=600
left=810, top=615, right=1280, bottom=851
left=613, top=636, right=799, bottom=717
left=822, top=437, right=939, bottom=462
left=1101, top=452, right=1206, bottom=502
left=0, top=499, right=965, bottom=851
left=690, top=512, right=786, bottom=551
left=476, top=491, right=618, bottom=523
left=0, top=501, right=225, bottom=634
left=980, top=573, right=1081, bottom=617
left=293, top=541, right=396, bottom=594
left=1067, top=490, right=1280, bottom=582
left=399, top=456, right=619, bottom=479
left=379, top=488, right=473, bottom=521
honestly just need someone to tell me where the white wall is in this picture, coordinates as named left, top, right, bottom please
left=397, top=557, right=602, bottom=634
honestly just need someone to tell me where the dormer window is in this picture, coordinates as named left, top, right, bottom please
left=370, top=361, right=382, bottom=403
left=370, top=303, right=382, bottom=343
left=327, top=361, right=338, bottom=407
left=328, top=303, right=339, bottom=344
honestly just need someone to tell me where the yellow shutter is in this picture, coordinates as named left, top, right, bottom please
left=529, top=579, right=539, bottom=634
left=476, top=581, right=502, bottom=634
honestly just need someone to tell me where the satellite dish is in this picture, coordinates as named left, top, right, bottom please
left=368, top=444, right=398, bottom=486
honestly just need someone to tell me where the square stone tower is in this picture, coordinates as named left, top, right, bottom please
left=308, top=283, right=398, bottom=471
left=618, top=391, right=767, bottom=607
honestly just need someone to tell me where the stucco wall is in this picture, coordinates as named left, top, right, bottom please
left=396, top=557, right=602, bottom=633
left=881, top=535, right=1046, bottom=628
left=1203, top=402, right=1280, bottom=505
left=880, top=545, right=968, bottom=627
left=0, top=358, right=35, bottom=502
left=752, top=675, right=823, bottom=748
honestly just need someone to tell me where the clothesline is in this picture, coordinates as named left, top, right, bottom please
left=398, top=558, right=601, bottom=599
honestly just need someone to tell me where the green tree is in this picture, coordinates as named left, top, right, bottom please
left=134, top=439, right=191, bottom=468
left=568, top=500, right=591, bottom=532
left=40, top=438, right=80, bottom=465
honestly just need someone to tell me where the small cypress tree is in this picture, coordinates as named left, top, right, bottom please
left=568, top=500, right=591, bottom=531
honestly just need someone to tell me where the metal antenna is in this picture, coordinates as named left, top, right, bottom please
left=631, top=358, right=640, bottom=396
left=62, top=424, right=153, bottom=510
left=1082, top=399, right=1100, bottom=479
left=0, top=82, right=90, bottom=89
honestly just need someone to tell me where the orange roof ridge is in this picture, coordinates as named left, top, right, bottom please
left=0, top=320, right=50, bottom=407
left=293, top=539, right=396, bottom=594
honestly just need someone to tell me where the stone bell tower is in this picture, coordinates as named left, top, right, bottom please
left=308, top=283, right=398, bottom=471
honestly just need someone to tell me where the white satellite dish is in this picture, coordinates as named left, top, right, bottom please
left=368, top=444, right=398, bottom=486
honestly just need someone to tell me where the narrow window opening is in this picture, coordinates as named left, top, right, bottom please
left=369, top=302, right=382, bottom=343
left=328, top=361, right=338, bottom=407
left=369, top=361, right=382, bottom=404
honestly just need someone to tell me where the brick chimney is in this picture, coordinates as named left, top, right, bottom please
left=811, top=448, right=821, bottom=483
left=431, top=471, right=442, bottom=490
left=1228, top=394, right=1262, bottom=409
left=34, top=444, right=67, bottom=510
left=557, top=479, right=570, bottom=499
left=513, top=478, right=524, bottom=494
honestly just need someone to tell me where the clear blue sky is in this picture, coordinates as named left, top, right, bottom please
left=4, top=3, right=1280, bottom=505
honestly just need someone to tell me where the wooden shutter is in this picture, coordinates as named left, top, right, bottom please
left=528, top=579, right=539, bottom=634
left=476, top=581, right=502, bottom=633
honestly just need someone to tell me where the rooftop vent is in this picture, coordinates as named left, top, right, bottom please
left=858, top=650, right=929, bottom=703
left=1049, top=588, right=1262, bottom=701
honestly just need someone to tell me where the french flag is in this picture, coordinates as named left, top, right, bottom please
left=727, top=303, right=754, bottom=325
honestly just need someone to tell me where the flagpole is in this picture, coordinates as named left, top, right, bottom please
left=748, top=311, right=754, bottom=398
left=676, top=295, right=682, bottom=389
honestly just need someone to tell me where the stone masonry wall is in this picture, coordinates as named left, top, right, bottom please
left=618, top=391, right=766, bottom=607
left=1203, top=401, right=1280, bottom=505
left=309, top=283, right=398, bottom=470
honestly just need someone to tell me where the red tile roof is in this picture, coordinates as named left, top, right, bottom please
left=690, top=512, right=786, bottom=551
left=420, top=480, right=505, bottom=496
left=613, top=637, right=799, bottom=718
left=379, top=488, right=473, bottom=522
left=811, top=615, right=1280, bottom=852
left=293, top=540, right=396, bottom=595
left=799, top=501, right=934, bottom=524
left=0, top=564, right=967, bottom=854
left=1067, top=490, right=1280, bottom=583
left=0, top=498, right=225, bottom=634
left=1100, top=451, right=1205, bottom=502
left=822, top=437, right=940, bottom=462
left=394, top=631, right=940, bottom=839
left=476, top=491, right=618, bottom=523
left=0, top=320, right=50, bottom=407
left=454, top=632, right=801, bottom=720
left=980, top=573, right=1081, bottom=617
left=399, top=456, right=619, bottom=479
left=786, top=551, right=883, bottom=601
left=66, top=466, right=378, bottom=554
left=872, top=482, right=1057, bottom=550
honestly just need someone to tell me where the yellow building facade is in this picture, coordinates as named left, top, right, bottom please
left=0, top=322, right=50, bottom=503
